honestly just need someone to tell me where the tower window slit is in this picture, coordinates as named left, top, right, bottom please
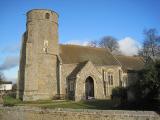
left=45, top=13, right=50, bottom=19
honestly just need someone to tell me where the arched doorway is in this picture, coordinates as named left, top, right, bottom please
left=85, top=76, right=94, bottom=99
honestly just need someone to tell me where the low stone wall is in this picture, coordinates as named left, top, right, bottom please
left=0, top=106, right=159, bottom=120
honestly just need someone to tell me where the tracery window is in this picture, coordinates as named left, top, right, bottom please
left=103, top=70, right=114, bottom=86
left=108, top=73, right=113, bottom=85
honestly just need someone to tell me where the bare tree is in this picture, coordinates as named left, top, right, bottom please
left=0, top=73, right=3, bottom=84
left=139, top=28, right=160, bottom=62
left=87, top=40, right=98, bottom=47
left=99, top=36, right=119, bottom=53
left=0, top=72, right=5, bottom=84
left=87, top=36, right=120, bottom=54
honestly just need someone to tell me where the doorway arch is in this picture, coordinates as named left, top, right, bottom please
left=85, top=76, right=94, bottom=99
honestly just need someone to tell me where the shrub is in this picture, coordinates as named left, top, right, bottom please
left=112, top=87, right=127, bottom=104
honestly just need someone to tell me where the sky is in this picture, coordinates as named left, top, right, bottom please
left=0, top=0, right=160, bottom=83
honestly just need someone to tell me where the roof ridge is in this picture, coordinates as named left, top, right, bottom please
left=60, top=44, right=120, bottom=65
left=116, top=55, right=142, bottom=58
left=60, top=44, right=107, bottom=51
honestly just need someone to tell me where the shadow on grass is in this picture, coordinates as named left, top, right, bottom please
left=117, top=99, right=160, bottom=111
left=80, top=99, right=119, bottom=110
left=2, top=95, right=160, bottom=113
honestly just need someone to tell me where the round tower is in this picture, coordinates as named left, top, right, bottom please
left=22, top=9, right=59, bottom=101
left=27, top=9, right=59, bottom=54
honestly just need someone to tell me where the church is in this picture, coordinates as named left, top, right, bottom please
left=17, top=9, right=144, bottom=101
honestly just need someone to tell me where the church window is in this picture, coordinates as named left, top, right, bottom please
left=44, top=40, right=48, bottom=47
left=45, top=13, right=50, bottom=19
left=43, top=40, right=48, bottom=53
left=122, top=76, right=128, bottom=87
left=103, top=71, right=105, bottom=80
left=119, top=70, right=122, bottom=81
left=119, top=70, right=122, bottom=86
left=108, top=73, right=113, bottom=85
left=43, top=47, right=48, bottom=53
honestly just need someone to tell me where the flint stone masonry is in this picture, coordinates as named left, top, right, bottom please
left=17, top=9, right=145, bottom=101
left=0, top=106, right=159, bottom=120
left=17, top=9, right=59, bottom=101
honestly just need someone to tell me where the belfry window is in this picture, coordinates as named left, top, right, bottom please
left=45, top=13, right=50, bottom=19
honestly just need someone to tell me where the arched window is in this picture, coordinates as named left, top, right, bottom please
left=122, top=76, right=128, bottom=87
left=45, top=13, right=50, bottom=19
left=108, top=73, right=113, bottom=85
left=43, top=40, right=48, bottom=53
left=43, top=48, right=48, bottom=53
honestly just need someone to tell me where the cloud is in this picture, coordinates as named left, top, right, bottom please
left=2, top=66, right=18, bottom=83
left=0, top=56, right=19, bottom=71
left=64, top=40, right=90, bottom=46
left=118, top=37, right=141, bottom=56
left=8, top=77, right=17, bottom=84
left=4, top=76, right=17, bottom=83
left=1, top=44, right=20, bottom=53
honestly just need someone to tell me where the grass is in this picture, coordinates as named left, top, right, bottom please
left=37, top=100, right=118, bottom=109
left=3, top=95, right=159, bottom=111
left=3, top=95, right=120, bottom=109
left=0, top=109, right=3, bottom=112
left=19, top=100, right=119, bottom=109
left=3, top=95, right=21, bottom=106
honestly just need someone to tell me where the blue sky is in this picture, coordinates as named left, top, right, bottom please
left=0, top=0, right=160, bottom=83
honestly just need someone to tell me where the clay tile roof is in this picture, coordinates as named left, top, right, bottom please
left=59, top=44, right=119, bottom=66
left=115, top=55, right=145, bottom=71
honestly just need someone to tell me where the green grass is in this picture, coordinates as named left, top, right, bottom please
left=2, top=95, right=159, bottom=110
left=37, top=100, right=111, bottom=109
left=25, top=100, right=120, bottom=109
left=0, top=109, right=3, bottom=112
left=3, top=95, right=120, bottom=109
left=3, top=96, right=21, bottom=106
left=18, top=100, right=119, bottom=109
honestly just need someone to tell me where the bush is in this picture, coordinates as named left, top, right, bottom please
left=139, top=60, right=160, bottom=100
left=112, top=87, right=127, bottom=104
left=128, top=60, right=160, bottom=101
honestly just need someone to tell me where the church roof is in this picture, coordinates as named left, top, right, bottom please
left=115, top=55, right=145, bottom=71
left=59, top=44, right=120, bottom=66
left=68, top=61, right=88, bottom=78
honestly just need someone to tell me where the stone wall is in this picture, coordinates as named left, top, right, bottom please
left=0, top=106, right=159, bottom=120
left=75, top=61, right=105, bottom=101
left=60, top=63, right=78, bottom=97
left=18, top=9, right=59, bottom=101
left=96, top=65, right=122, bottom=97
